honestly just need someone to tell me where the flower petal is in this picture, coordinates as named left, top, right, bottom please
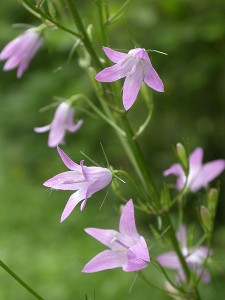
left=102, top=46, right=128, bottom=63
left=122, top=62, right=143, bottom=110
left=60, top=188, right=87, bottom=222
left=123, top=250, right=148, bottom=272
left=48, top=102, right=70, bottom=147
left=144, top=63, right=164, bottom=92
left=157, top=251, right=181, bottom=269
left=82, top=250, right=126, bottom=273
left=65, top=108, right=83, bottom=132
left=129, top=236, right=150, bottom=262
left=119, top=199, right=139, bottom=240
left=163, top=163, right=186, bottom=190
left=84, top=228, right=119, bottom=249
left=57, top=146, right=81, bottom=171
left=189, top=147, right=203, bottom=173
left=95, top=57, right=133, bottom=82
left=34, top=125, right=51, bottom=133
left=43, top=171, right=85, bottom=190
left=191, top=159, right=225, bottom=192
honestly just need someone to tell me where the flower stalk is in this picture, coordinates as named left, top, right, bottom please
left=0, top=259, right=44, bottom=300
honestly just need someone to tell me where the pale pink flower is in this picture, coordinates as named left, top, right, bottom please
left=95, top=47, right=164, bottom=110
left=43, top=147, right=112, bottom=222
left=34, top=102, right=83, bottom=148
left=0, top=28, right=43, bottom=78
left=164, top=147, right=225, bottom=192
left=157, top=226, right=212, bottom=283
left=82, top=199, right=150, bottom=273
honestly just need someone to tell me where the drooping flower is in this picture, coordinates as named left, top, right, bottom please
left=164, top=147, right=225, bottom=192
left=157, top=226, right=212, bottom=283
left=0, top=27, right=44, bottom=78
left=82, top=199, right=150, bottom=273
left=95, top=47, right=164, bottom=110
left=34, top=102, right=83, bottom=148
left=43, top=147, right=112, bottom=222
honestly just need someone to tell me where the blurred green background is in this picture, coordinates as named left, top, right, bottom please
left=0, top=0, right=225, bottom=299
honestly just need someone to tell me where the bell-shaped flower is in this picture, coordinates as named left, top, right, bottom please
left=164, top=147, right=225, bottom=192
left=43, top=147, right=112, bottom=222
left=95, top=47, right=164, bottom=110
left=34, top=102, right=83, bottom=148
left=82, top=199, right=150, bottom=273
left=157, top=226, right=212, bottom=283
left=0, top=28, right=43, bottom=78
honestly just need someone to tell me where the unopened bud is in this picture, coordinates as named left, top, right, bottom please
left=207, top=188, right=219, bottom=217
left=200, top=205, right=212, bottom=233
left=176, top=143, right=188, bottom=172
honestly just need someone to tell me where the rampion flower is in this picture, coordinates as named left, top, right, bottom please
left=95, top=47, right=164, bottom=110
left=164, top=147, right=225, bottom=192
left=82, top=199, right=150, bottom=273
left=0, top=28, right=43, bottom=78
left=43, top=147, right=112, bottom=222
left=157, top=226, right=212, bottom=283
left=34, top=102, right=83, bottom=148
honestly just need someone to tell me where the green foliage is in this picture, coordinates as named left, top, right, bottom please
left=0, top=0, right=225, bottom=299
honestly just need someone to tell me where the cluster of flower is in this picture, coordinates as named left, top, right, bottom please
left=1, top=27, right=225, bottom=286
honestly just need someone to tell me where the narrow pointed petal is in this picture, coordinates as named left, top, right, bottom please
left=17, top=37, right=43, bottom=78
left=187, top=246, right=210, bottom=264
left=123, top=250, right=148, bottom=272
left=57, top=146, right=81, bottom=171
left=60, top=189, right=87, bottom=222
left=119, top=200, right=139, bottom=240
left=66, top=119, right=83, bottom=132
left=34, top=125, right=51, bottom=133
left=144, top=63, right=164, bottom=92
left=163, top=163, right=186, bottom=190
left=129, top=236, right=150, bottom=262
left=189, top=147, right=203, bottom=171
left=0, top=37, right=22, bottom=60
left=191, top=160, right=225, bottom=192
left=163, top=163, right=183, bottom=177
left=84, top=228, right=118, bottom=249
left=65, top=108, right=83, bottom=132
left=122, top=63, right=143, bottom=110
left=82, top=250, right=126, bottom=273
left=43, top=171, right=85, bottom=190
left=95, top=58, right=133, bottom=82
left=157, top=251, right=181, bottom=269
left=103, top=46, right=128, bottom=63
left=48, top=126, right=65, bottom=147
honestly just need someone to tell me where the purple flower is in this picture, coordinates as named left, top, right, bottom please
left=82, top=199, right=150, bottom=273
left=34, top=102, right=83, bottom=148
left=43, top=147, right=112, bottom=222
left=157, top=226, right=212, bottom=283
left=0, top=28, right=43, bottom=78
left=164, top=147, right=225, bottom=192
left=95, top=47, right=164, bottom=110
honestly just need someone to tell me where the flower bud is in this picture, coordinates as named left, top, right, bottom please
left=207, top=188, right=219, bottom=217
left=200, top=205, right=212, bottom=233
left=176, top=143, right=188, bottom=173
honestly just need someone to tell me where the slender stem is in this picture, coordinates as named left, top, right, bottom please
left=65, top=0, right=102, bottom=69
left=96, top=0, right=108, bottom=45
left=22, top=0, right=81, bottom=38
left=0, top=259, right=44, bottom=300
left=121, top=115, right=160, bottom=205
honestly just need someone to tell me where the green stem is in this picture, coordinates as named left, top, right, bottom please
left=65, top=0, right=103, bottom=69
left=96, top=0, right=108, bottom=45
left=22, top=0, right=81, bottom=38
left=0, top=259, right=44, bottom=300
